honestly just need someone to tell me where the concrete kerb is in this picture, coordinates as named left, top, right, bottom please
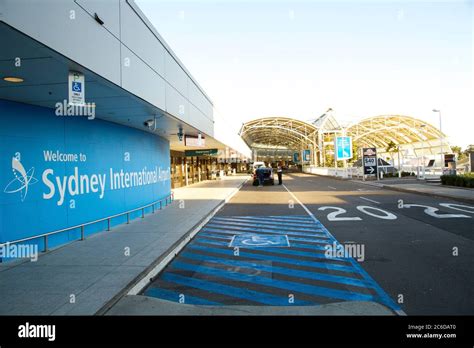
left=97, top=177, right=248, bottom=315
left=107, top=295, right=395, bottom=316
left=302, top=172, right=473, bottom=204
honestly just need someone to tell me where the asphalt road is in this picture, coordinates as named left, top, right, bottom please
left=275, top=173, right=473, bottom=315
left=145, top=172, right=474, bottom=315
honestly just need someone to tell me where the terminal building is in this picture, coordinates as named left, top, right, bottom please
left=0, top=0, right=250, bottom=256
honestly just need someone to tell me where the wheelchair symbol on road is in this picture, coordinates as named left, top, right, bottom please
left=229, top=234, right=290, bottom=248
left=242, top=235, right=280, bottom=246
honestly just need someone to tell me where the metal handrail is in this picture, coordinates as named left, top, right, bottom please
left=0, top=192, right=174, bottom=251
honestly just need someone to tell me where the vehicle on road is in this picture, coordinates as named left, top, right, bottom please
left=252, top=161, right=266, bottom=172
left=253, top=167, right=275, bottom=186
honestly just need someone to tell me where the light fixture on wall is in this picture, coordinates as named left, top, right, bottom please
left=3, top=76, right=24, bottom=83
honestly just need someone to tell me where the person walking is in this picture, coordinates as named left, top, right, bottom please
left=277, top=163, right=283, bottom=185
left=257, top=167, right=264, bottom=187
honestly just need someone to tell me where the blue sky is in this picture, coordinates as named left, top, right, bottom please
left=137, top=0, right=473, bottom=148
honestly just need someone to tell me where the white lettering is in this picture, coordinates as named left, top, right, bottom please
left=18, top=322, right=55, bottom=341
left=42, top=169, right=55, bottom=200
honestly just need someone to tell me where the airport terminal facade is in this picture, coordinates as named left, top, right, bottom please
left=0, top=0, right=250, bottom=256
left=0, top=0, right=457, bottom=259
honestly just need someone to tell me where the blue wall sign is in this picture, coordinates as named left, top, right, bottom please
left=303, top=149, right=311, bottom=162
left=293, top=152, right=299, bottom=163
left=0, top=100, right=171, bottom=251
left=335, top=136, right=352, bottom=160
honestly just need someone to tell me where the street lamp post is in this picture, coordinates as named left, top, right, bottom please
left=432, top=109, right=443, bottom=173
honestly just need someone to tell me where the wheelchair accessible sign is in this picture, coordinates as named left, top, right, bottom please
left=230, top=234, right=290, bottom=248
left=68, top=71, right=85, bottom=106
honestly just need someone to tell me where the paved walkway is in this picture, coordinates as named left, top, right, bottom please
left=352, top=179, right=474, bottom=204
left=0, top=175, right=247, bottom=315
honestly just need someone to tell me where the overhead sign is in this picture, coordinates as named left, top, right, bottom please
left=363, top=147, right=378, bottom=175
left=303, top=149, right=311, bottom=162
left=185, top=135, right=205, bottom=147
left=335, top=136, right=352, bottom=160
left=68, top=71, right=85, bottom=106
left=185, top=148, right=218, bottom=157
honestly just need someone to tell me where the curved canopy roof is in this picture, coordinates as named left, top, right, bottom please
left=240, top=115, right=450, bottom=156
left=239, top=117, right=319, bottom=149
left=346, top=115, right=447, bottom=149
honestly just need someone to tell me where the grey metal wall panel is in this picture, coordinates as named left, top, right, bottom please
left=120, top=1, right=165, bottom=77
left=165, top=84, right=190, bottom=125
left=1, top=0, right=121, bottom=85
left=121, top=45, right=166, bottom=111
left=189, top=104, right=214, bottom=137
left=2, top=0, right=218, bottom=140
left=188, top=79, right=213, bottom=121
left=76, top=0, right=120, bottom=39
left=164, top=52, right=188, bottom=99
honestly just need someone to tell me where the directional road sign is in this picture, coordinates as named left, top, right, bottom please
left=363, top=147, right=378, bottom=175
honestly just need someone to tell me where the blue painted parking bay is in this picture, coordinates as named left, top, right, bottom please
left=143, top=215, right=400, bottom=311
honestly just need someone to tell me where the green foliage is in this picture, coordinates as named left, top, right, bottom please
left=386, top=141, right=398, bottom=153
left=441, top=174, right=474, bottom=188
left=349, top=142, right=361, bottom=163
left=451, top=145, right=468, bottom=161
left=401, top=171, right=415, bottom=177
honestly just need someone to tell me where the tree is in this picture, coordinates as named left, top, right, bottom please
left=451, top=146, right=467, bottom=161
left=349, top=142, right=361, bottom=164
left=385, top=141, right=398, bottom=165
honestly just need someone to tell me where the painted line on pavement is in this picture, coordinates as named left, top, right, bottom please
left=126, top=177, right=248, bottom=296
left=282, top=183, right=405, bottom=315
left=359, top=196, right=381, bottom=204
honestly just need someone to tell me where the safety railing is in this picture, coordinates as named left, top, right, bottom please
left=0, top=192, right=174, bottom=253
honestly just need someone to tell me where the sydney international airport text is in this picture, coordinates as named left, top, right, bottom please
left=40, top=150, right=170, bottom=206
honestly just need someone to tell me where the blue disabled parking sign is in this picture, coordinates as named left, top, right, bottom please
left=72, top=81, right=82, bottom=92
left=230, top=234, right=290, bottom=248
left=335, top=136, right=352, bottom=160
left=68, top=71, right=85, bottom=105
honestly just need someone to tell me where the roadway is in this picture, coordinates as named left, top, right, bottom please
left=142, top=172, right=474, bottom=315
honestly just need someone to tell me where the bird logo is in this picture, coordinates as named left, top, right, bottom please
left=4, top=157, right=38, bottom=201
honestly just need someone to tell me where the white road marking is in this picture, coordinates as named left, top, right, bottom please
left=282, top=184, right=318, bottom=223
left=328, top=186, right=337, bottom=190
left=402, top=204, right=470, bottom=219
left=439, top=203, right=474, bottom=214
left=357, top=206, right=397, bottom=220
left=359, top=196, right=380, bottom=204
left=282, top=183, right=407, bottom=316
left=318, top=206, right=362, bottom=221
